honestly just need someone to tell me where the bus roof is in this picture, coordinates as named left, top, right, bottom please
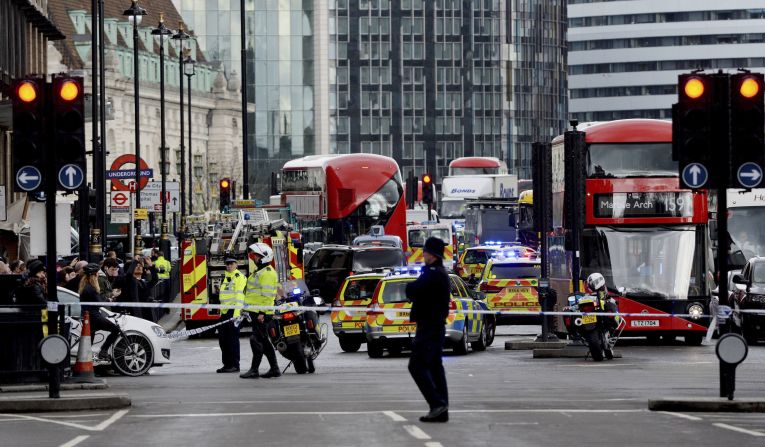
left=552, top=119, right=671, bottom=144
left=448, top=157, right=504, bottom=168
left=283, top=153, right=399, bottom=171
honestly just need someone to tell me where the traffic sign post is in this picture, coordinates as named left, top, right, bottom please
left=15, top=166, right=42, bottom=191
left=58, top=164, right=84, bottom=190
left=737, top=162, right=763, bottom=188
left=681, top=163, right=708, bottom=189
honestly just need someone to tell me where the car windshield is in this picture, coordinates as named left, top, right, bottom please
left=308, top=249, right=351, bottom=270
left=728, top=206, right=765, bottom=264
left=463, top=249, right=492, bottom=264
left=451, top=167, right=500, bottom=175
left=441, top=200, right=466, bottom=218
left=341, top=278, right=381, bottom=303
left=582, top=225, right=707, bottom=299
left=753, top=264, right=765, bottom=284
left=381, top=280, right=411, bottom=303
left=490, top=263, right=541, bottom=279
left=352, top=249, right=405, bottom=272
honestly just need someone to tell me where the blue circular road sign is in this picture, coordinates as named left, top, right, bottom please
left=15, top=166, right=42, bottom=192
left=681, top=163, right=708, bottom=189
left=737, top=162, right=763, bottom=188
left=58, top=164, right=84, bottom=190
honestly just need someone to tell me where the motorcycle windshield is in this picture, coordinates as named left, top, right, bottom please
left=582, top=225, right=707, bottom=300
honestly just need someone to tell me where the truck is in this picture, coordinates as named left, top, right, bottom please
left=463, top=199, right=519, bottom=247
left=439, top=174, right=518, bottom=227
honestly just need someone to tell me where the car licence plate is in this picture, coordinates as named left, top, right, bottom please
left=630, top=320, right=660, bottom=327
left=283, top=323, right=300, bottom=337
left=397, top=325, right=416, bottom=333
left=580, top=315, right=598, bottom=325
left=396, top=312, right=409, bottom=318
left=504, top=287, right=529, bottom=294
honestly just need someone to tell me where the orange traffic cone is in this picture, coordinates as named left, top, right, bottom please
left=72, top=311, right=98, bottom=382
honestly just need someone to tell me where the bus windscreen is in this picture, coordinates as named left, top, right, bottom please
left=587, top=143, right=677, bottom=178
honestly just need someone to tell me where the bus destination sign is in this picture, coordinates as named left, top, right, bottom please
left=595, top=192, right=694, bottom=218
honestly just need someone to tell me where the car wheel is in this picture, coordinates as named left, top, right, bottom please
left=367, top=340, right=384, bottom=358
left=471, top=320, right=488, bottom=352
left=484, top=317, right=496, bottom=347
left=684, top=334, right=704, bottom=346
left=112, top=332, right=154, bottom=376
left=338, top=336, right=362, bottom=353
left=453, top=325, right=469, bottom=356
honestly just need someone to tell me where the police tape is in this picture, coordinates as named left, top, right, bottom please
left=160, top=315, right=247, bottom=340
left=69, top=301, right=765, bottom=319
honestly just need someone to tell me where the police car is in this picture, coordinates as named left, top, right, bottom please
left=455, top=241, right=521, bottom=284
left=363, top=268, right=494, bottom=358
left=477, top=247, right=541, bottom=325
left=331, top=272, right=385, bottom=353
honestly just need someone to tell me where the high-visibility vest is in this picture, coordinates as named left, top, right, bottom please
left=244, top=265, right=279, bottom=314
left=156, top=256, right=172, bottom=279
left=219, top=269, right=246, bottom=317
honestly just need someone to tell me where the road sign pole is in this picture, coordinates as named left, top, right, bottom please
left=43, top=81, right=58, bottom=336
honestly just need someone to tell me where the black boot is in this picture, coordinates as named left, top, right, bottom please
left=239, top=369, right=260, bottom=379
left=419, top=406, right=448, bottom=423
left=261, top=368, right=281, bottom=378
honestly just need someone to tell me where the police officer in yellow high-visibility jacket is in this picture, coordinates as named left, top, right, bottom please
left=240, top=243, right=281, bottom=379
left=216, top=258, right=246, bottom=373
left=152, top=248, right=172, bottom=280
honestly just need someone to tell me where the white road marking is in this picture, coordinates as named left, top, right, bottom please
left=424, top=442, right=443, bottom=447
left=403, top=425, right=431, bottom=440
left=46, top=414, right=107, bottom=419
left=383, top=411, right=407, bottom=422
left=713, top=423, right=765, bottom=437
left=58, top=435, right=89, bottom=447
left=658, top=411, right=703, bottom=421
left=0, top=409, right=128, bottom=433
left=92, top=409, right=129, bottom=431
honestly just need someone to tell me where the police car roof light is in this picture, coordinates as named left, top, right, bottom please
left=292, top=288, right=301, bottom=295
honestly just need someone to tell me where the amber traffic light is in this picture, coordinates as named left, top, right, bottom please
left=683, top=77, right=705, bottom=99
left=11, top=78, right=46, bottom=192
left=730, top=73, right=765, bottom=188
left=421, top=173, right=434, bottom=204
left=219, top=178, right=231, bottom=211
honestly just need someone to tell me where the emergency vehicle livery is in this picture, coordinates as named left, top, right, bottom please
left=331, top=272, right=385, bottom=353
left=363, top=270, right=494, bottom=357
left=406, top=223, right=454, bottom=268
left=550, top=119, right=712, bottom=344
left=455, top=242, right=521, bottom=282
left=477, top=248, right=541, bottom=324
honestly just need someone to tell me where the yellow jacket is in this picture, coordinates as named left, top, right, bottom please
left=244, top=265, right=279, bottom=315
left=219, top=269, right=246, bottom=317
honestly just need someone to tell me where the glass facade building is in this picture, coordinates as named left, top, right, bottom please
left=569, top=1, right=765, bottom=123
left=508, top=0, right=568, bottom=179
left=329, top=0, right=508, bottom=181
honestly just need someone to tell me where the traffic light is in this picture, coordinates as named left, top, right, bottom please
left=421, top=173, right=433, bottom=204
left=673, top=73, right=719, bottom=189
left=11, top=78, right=46, bottom=192
left=51, top=76, right=86, bottom=190
left=219, top=178, right=231, bottom=211
left=730, top=72, right=765, bottom=188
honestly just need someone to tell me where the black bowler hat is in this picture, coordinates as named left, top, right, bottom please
left=423, top=237, right=446, bottom=259
left=27, top=259, right=46, bottom=276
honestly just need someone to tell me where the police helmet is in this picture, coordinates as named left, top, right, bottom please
left=248, top=242, right=274, bottom=263
left=586, top=272, right=606, bottom=292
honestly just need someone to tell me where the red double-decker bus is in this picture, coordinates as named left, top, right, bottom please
left=550, top=119, right=712, bottom=345
left=280, top=154, right=407, bottom=247
left=448, top=157, right=508, bottom=176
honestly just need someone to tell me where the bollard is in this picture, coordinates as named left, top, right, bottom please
left=716, top=333, right=748, bottom=400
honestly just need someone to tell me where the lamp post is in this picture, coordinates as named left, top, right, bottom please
left=123, top=0, right=147, bottom=256
left=173, top=23, right=189, bottom=231
left=184, top=51, right=196, bottom=215
left=240, top=0, right=250, bottom=199
left=152, top=13, right=173, bottom=259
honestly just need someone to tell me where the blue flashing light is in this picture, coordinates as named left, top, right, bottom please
left=291, top=288, right=301, bottom=295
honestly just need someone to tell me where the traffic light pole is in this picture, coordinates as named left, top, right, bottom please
left=44, top=82, right=58, bottom=337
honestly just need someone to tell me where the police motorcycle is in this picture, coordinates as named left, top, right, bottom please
left=562, top=273, right=622, bottom=362
left=267, top=283, right=328, bottom=374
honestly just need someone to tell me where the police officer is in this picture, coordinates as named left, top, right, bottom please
left=217, top=258, right=246, bottom=373
left=406, top=237, right=451, bottom=423
left=240, top=243, right=281, bottom=379
left=153, top=248, right=172, bottom=281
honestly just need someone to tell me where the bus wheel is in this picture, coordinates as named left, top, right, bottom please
left=684, top=334, right=703, bottom=346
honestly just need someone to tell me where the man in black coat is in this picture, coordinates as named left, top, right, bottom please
left=406, top=237, right=451, bottom=423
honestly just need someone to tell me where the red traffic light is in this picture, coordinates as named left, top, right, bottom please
left=422, top=174, right=432, bottom=184
left=220, top=178, right=230, bottom=189
left=58, top=79, right=81, bottom=102
left=683, top=77, right=705, bottom=99
left=739, top=76, right=760, bottom=99
left=16, top=80, right=38, bottom=103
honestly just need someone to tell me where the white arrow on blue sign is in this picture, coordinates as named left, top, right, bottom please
left=16, top=166, right=42, bottom=191
left=58, top=164, right=84, bottom=190
left=681, top=163, right=708, bottom=189
left=737, top=162, right=763, bottom=188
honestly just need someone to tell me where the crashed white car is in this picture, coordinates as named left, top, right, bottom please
left=57, top=287, right=172, bottom=376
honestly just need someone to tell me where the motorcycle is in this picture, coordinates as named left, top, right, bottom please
left=563, top=293, right=622, bottom=362
left=267, top=287, right=328, bottom=374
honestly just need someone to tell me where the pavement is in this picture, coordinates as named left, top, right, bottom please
left=2, top=322, right=765, bottom=446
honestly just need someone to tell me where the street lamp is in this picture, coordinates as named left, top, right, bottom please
left=123, top=0, right=147, bottom=256
left=184, top=51, right=196, bottom=215
left=172, top=23, right=190, bottom=229
left=152, top=13, right=173, bottom=259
